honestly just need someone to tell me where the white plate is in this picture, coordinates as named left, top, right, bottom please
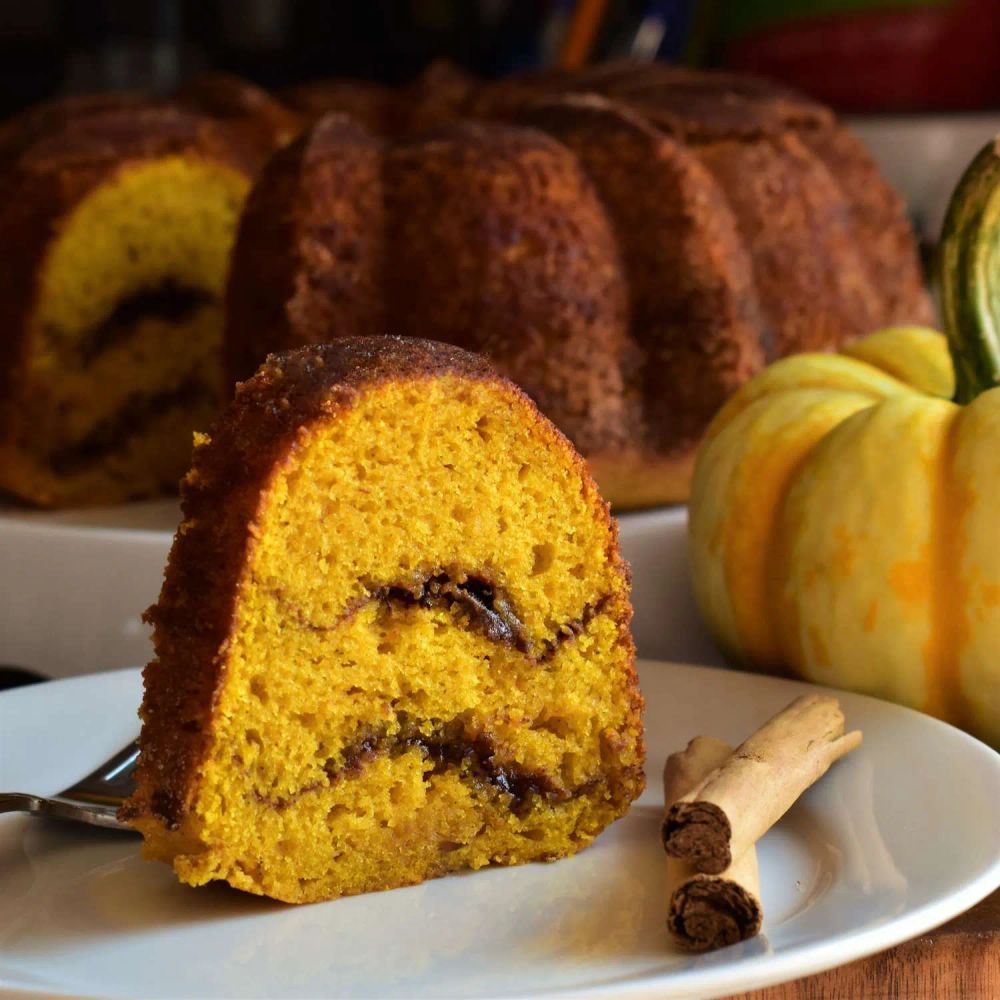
left=2, top=661, right=998, bottom=1000
left=0, top=504, right=714, bottom=679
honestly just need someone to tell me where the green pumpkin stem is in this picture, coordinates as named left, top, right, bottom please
left=939, top=137, right=1000, bottom=404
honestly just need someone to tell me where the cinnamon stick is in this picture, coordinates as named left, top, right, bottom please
left=662, top=695, right=862, bottom=874
left=663, top=737, right=762, bottom=951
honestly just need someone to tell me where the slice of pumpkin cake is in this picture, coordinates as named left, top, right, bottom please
left=121, top=336, right=644, bottom=903
left=0, top=99, right=254, bottom=507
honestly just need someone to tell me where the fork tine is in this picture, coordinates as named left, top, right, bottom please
left=0, top=791, right=135, bottom=831
left=0, top=738, right=141, bottom=832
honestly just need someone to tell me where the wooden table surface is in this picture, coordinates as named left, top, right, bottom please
left=722, top=889, right=1000, bottom=1000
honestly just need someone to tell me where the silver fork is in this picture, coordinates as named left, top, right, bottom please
left=0, top=740, right=140, bottom=831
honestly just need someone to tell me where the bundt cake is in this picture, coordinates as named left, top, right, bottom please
left=0, top=98, right=256, bottom=507
left=121, top=336, right=644, bottom=904
left=225, top=62, right=932, bottom=509
left=0, top=61, right=931, bottom=509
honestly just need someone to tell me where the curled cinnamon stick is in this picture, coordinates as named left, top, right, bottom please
left=664, top=737, right=762, bottom=951
left=662, top=695, right=862, bottom=874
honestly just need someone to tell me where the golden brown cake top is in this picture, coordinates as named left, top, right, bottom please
left=379, top=117, right=632, bottom=457
left=226, top=109, right=635, bottom=460
left=399, top=59, right=483, bottom=135
left=0, top=76, right=297, bottom=179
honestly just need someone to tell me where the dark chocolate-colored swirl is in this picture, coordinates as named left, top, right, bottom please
left=77, top=281, right=215, bottom=364
left=284, top=572, right=606, bottom=660
left=375, top=573, right=528, bottom=650
left=49, top=377, right=213, bottom=476
left=263, top=715, right=581, bottom=817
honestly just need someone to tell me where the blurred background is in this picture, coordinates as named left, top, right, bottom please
left=1, top=0, right=998, bottom=249
left=1, top=0, right=997, bottom=110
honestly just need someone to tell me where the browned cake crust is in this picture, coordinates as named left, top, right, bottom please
left=125, top=335, right=633, bottom=831
left=499, top=61, right=931, bottom=336
left=224, top=114, right=385, bottom=385
left=800, top=124, right=932, bottom=326
left=547, top=62, right=933, bottom=333
left=479, top=61, right=930, bottom=338
left=515, top=95, right=765, bottom=492
left=576, top=62, right=834, bottom=136
left=383, top=122, right=632, bottom=457
left=399, top=60, right=483, bottom=135
left=227, top=117, right=634, bottom=457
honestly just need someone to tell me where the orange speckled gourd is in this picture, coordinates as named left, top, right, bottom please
left=688, top=141, right=1000, bottom=748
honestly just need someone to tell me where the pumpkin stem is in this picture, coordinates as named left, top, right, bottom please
left=939, top=137, right=1000, bottom=404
